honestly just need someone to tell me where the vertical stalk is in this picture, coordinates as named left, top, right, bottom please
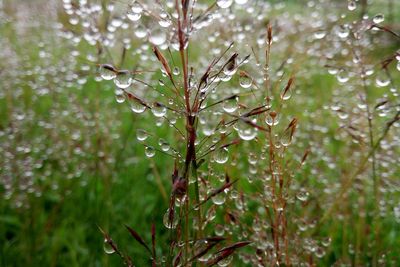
left=360, top=64, right=379, bottom=267
left=268, top=126, right=280, bottom=263
left=175, top=1, right=202, bottom=263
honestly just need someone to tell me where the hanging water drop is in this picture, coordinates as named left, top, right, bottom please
left=152, top=103, right=167, bottom=117
left=215, top=147, right=229, bottom=164
left=217, top=254, right=233, bottom=266
left=163, top=209, right=178, bottom=229
left=114, top=70, right=132, bottom=89
left=265, top=111, right=280, bottom=126
left=145, top=146, right=156, bottom=158
left=337, top=69, right=349, bottom=83
left=376, top=73, right=390, bottom=87
left=115, top=90, right=126, bottom=104
left=212, top=192, right=226, bottom=205
left=194, top=240, right=212, bottom=262
left=280, top=128, right=292, bottom=146
left=127, top=9, right=141, bottom=21
left=239, top=73, right=253, bottom=88
left=314, top=30, right=326, bottom=40
left=296, top=190, right=309, bottom=202
left=347, top=0, right=356, bottom=11
left=236, top=120, right=258, bottom=141
left=129, top=98, right=146, bottom=113
left=136, top=129, right=148, bottom=141
left=173, top=67, right=180, bottom=76
left=99, top=64, right=116, bottom=80
left=222, top=97, right=238, bottom=113
left=217, top=0, right=233, bottom=9
left=103, top=239, right=116, bottom=255
left=373, top=14, right=384, bottom=24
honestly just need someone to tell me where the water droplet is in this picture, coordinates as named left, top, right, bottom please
left=115, top=90, right=126, bottom=103
left=194, top=240, right=213, bottom=262
left=223, top=59, right=237, bottom=76
left=216, top=254, right=233, bottom=266
left=373, top=14, right=384, bottom=24
left=337, top=25, right=350, bottom=39
left=280, top=86, right=292, bottom=101
left=114, top=70, right=132, bottom=89
left=130, top=1, right=143, bottom=13
left=99, top=64, right=116, bottom=80
left=159, top=16, right=172, bottom=28
left=134, top=25, right=147, bottom=38
left=212, top=193, right=226, bottom=205
left=376, top=73, right=390, bottom=87
left=152, top=103, right=167, bottom=117
left=337, top=69, right=349, bottom=83
left=280, top=128, right=292, bottom=146
left=173, top=67, right=180, bottom=76
left=145, top=146, right=156, bottom=158
left=215, top=147, right=229, bottom=164
left=217, top=0, right=233, bottom=9
left=159, top=139, right=170, bottom=152
left=163, top=208, right=178, bottom=229
left=239, top=74, right=252, bottom=88
left=129, top=98, right=146, bottom=113
left=315, top=246, right=326, bottom=258
left=321, top=237, right=332, bottom=247
left=314, top=30, right=326, bottom=40
left=296, top=190, right=309, bottom=202
left=265, top=111, right=280, bottom=126
left=222, top=97, right=238, bottom=113
left=103, top=239, right=116, bottom=254
left=136, top=129, right=148, bottom=141
left=127, top=10, right=142, bottom=21
left=236, top=120, right=258, bottom=141
left=348, top=0, right=356, bottom=11
left=215, top=224, right=225, bottom=236
left=149, top=29, right=167, bottom=45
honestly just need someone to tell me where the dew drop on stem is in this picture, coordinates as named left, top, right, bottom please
left=115, top=91, right=126, bottom=104
left=163, top=208, right=178, bottom=229
left=173, top=66, right=180, bottom=76
left=222, top=97, right=238, bottom=113
left=136, top=129, right=148, bottom=141
left=280, top=128, right=292, bottom=147
left=194, top=240, right=212, bottom=262
left=376, top=73, right=390, bottom=87
left=114, top=70, right=132, bottom=89
left=236, top=120, right=258, bottom=141
left=212, top=192, right=226, bottom=205
left=215, top=147, right=229, bottom=164
left=216, top=254, right=233, bottom=266
left=223, top=60, right=237, bottom=76
left=296, top=190, right=309, bottom=202
left=217, top=0, right=233, bottom=9
left=129, top=98, right=146, bottom=113
left=336, top=69, right=349, bottom=83
left=149, top=29, right=167, bottom=45
left=145, top=146, right=156, bottom=158
left=347, top=0, right=356, bottom=11
left=373, top=14, right=384, bottom=24
left=127, top=9, right=141, bottom=22
left=239, top=74, right=252, bottom=89
left=265, top=111, right=280, bottom=126
left=103, top=239, right=116, bottom=255
left=151, top=103, right=167, bottom=117
left=99, top=64, right=116, bottom=80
